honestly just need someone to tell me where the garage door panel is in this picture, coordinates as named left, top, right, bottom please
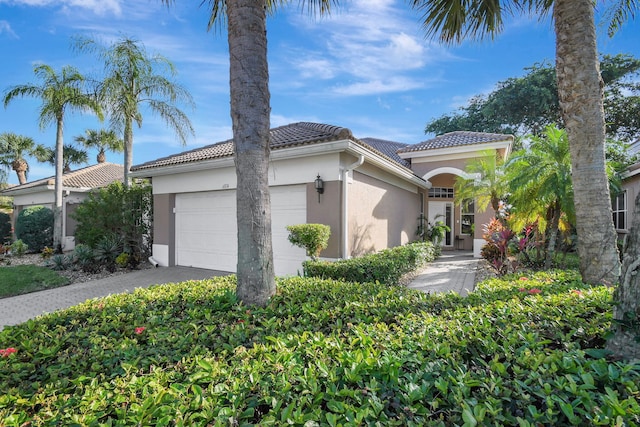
left=175, top=185, right=307, bottom=275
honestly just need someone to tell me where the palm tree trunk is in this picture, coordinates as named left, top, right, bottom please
left=227, top=0, right=275, bottom=306
left=607, top=192, right=640, bottom=361
left=554, top=0, right=620, bottom=285
left=545, top=202, right=561, bottom=270
left=124, top=117, right=133, bottom=187
left=12, top=159, right=28, bottom=185
left=53, top=118, right=64, bottom=252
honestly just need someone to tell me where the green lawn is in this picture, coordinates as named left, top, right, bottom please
left=0, top=265, right=70, bottom=298
left=1, top=270, right=638, bottom=425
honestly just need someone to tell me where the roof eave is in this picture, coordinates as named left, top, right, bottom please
left=398, top=140, right=513, bottom=160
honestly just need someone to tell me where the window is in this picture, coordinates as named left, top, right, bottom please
left=428, top=187, right=454, bottom=198
left=612, top=191, right=627, bottom=230
left=461, top=199, right=474, bottom=235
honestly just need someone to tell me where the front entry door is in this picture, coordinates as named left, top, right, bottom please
left=428, top=201, right=453, bottom=247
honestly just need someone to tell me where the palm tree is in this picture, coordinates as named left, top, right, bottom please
left=506, top=125, right=574, bottom=268
left=75, top=37, right=195, bottom=185
left=0, top=132, right=48, bottom=184
left=409, top=0, right=637, bottom=359
left=454, top=149, right=508, bottom=214
left=409, top=0, right=627, bottom=285
left=41, top=144, right=89, bottom=173
left=3, top=64, right=103, bottom=251
left=160, top=0, right=337, bottom=306
left=74, top=129, right=124, bottom=163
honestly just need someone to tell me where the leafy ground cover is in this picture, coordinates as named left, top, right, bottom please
left=1, top=271, right=639, bottom=425
left=0, top=265, right=69, bottom=298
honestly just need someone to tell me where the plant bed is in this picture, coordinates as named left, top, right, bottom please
left=0, top=270, right=638, bottom=425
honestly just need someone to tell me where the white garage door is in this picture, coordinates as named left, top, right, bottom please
left=175, top=185, right=307, bottom=276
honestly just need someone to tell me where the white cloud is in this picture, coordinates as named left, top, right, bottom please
left=281, top=0, right=452, bottom=97
left=1, top=0, right=121, bottom=15
left=0, top=20, right=18, bottom=38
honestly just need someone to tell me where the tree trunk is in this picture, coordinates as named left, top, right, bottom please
left=545, top=202, right=561, bottom=270
left=12, top=159, right=28, bottom=185
left=227, top=0, right=275, bottom=306
left=97, top=149, right=106, bottom=163
left=606, top=192, right=640, bottom=361
left=554, top=0, right=620, bottom=285
left=123, top=117, right=133, bottom=187
left=53, top=118, right=64, bottom=252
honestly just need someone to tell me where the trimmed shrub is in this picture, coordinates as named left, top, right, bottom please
left=303, top=241, right=440, bottom=285
left=0, top=271, right=639, bottom=424
left=286, top=223, right=331, bottom=260
left=72, top=182, right=152, bottom=259
left=15, top=206, right=53, bottom=253
left=0, top=211, right=11, bottom=244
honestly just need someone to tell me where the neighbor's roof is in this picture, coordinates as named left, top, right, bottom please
left=398, top=131, right=514, bottom=153
left=1, top=162, right=124, bottom=195
left=360, top=137, right=410, bottom=167
left=131, top=122, right=413, bottom=173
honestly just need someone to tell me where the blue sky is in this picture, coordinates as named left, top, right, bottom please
left=0, top=0, right=638, bottom=184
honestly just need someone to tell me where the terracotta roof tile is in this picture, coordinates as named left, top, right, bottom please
left=1, top=163, right=124, bottom=194
left=132, top=122, right=354, bottom=172
left=397, top=131, right=513, bottom=153
left=360, top=137, right=410, bottom=167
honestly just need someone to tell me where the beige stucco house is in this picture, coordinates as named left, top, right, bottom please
left=130, top=122, right=513, bottom=275
left=1, top=162, right=124, bottom=251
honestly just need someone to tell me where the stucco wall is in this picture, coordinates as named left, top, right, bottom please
left=621, top=173, right=640, bottom=238
left=306, top=181, right=341, bottom=258
left=348, top=170, right=420, bottom=257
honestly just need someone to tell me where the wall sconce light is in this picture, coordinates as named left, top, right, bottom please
left=315, top=174, right=324, bottom=203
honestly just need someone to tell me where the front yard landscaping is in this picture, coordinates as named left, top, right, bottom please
left=0, top=264, right=69, bottom=298
left=1, top=269, right=639, bottom=425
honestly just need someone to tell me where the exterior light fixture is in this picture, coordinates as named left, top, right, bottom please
left=315, top=174, right=324, bottom=202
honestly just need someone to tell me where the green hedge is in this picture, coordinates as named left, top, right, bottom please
left=14, top=206, right=53, bottom=253
left=0, top=211, right=11, bottom=244
left=1, top=271, right=639, bottom=425
left=303, top=241, right=440, bottom=285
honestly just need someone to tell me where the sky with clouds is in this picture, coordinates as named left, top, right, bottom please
left=0, top=0, right=638, bottom=184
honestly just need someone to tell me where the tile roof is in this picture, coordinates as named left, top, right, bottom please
left=397, top=131, right=514, bottom=153
left=360, top=137, right=411, bottom=167
left=131, top=122, right=355, bottom=172
left=1, top=163, right=124, bottom=194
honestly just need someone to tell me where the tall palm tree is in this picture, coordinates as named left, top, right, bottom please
left=160, top=0, right=337, bottom=306
left=76, top=37, right=195, bottom=185
left=41, top=144, right=89, bottom=173
left=74, top=129, right=124, bottom=163
left=3, top=64, right=103, bottom=251
left=506, top=125, right=574, bottom=268
left=0, top=132, right=48, bottom=184
left=409, top=0, right=628, bottom=286
left=454, top=149, right=508, bottom=214
left=409, top=0, right=637, bottom=359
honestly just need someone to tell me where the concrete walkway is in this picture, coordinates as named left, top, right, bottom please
left=406, top=251, right=478, bottom=297
left=0, top=252, right=479, bottom=331
left=0, top=266, right=227, bottom=330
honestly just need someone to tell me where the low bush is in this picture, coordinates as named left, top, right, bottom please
left=286, top=223, right=331, bottom=260
left=14, top=206, right=53, bottom=253
left=9, top=239, right=28, bottom=257
left=0, top=270, right=638, bottom=425
left=303, top=241, right=440, bottom=285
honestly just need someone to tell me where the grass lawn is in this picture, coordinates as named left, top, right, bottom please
left=0, top=265, right=70, bottom=298
left=1, top=270, right=639, bottom=425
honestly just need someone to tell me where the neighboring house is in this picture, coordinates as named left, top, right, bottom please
left=1, top=162, right=124, bottom=251
left=130, top=122, right=513, bottom=275
left=615, top=139, right=640, bottom=242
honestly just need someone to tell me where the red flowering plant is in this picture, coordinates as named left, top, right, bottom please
left=481, top=218, right=516, bottom=276
left=0, top=347, right=17, bottom=357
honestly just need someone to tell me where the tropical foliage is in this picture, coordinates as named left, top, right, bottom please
left=74, top=129, right=124, bottom=164
left=1, top=271, right=638, bottom=424
left=454, top=150, right=508, bottom=214
left=76, top=36, right=194, bottom=185
left=3, top=64, right=103, bottom=251
left=507, top=125, right=574, bottom=268
left=0, top=132, right=48, bottom=185
left=39, top=144, right=89, bottom=173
